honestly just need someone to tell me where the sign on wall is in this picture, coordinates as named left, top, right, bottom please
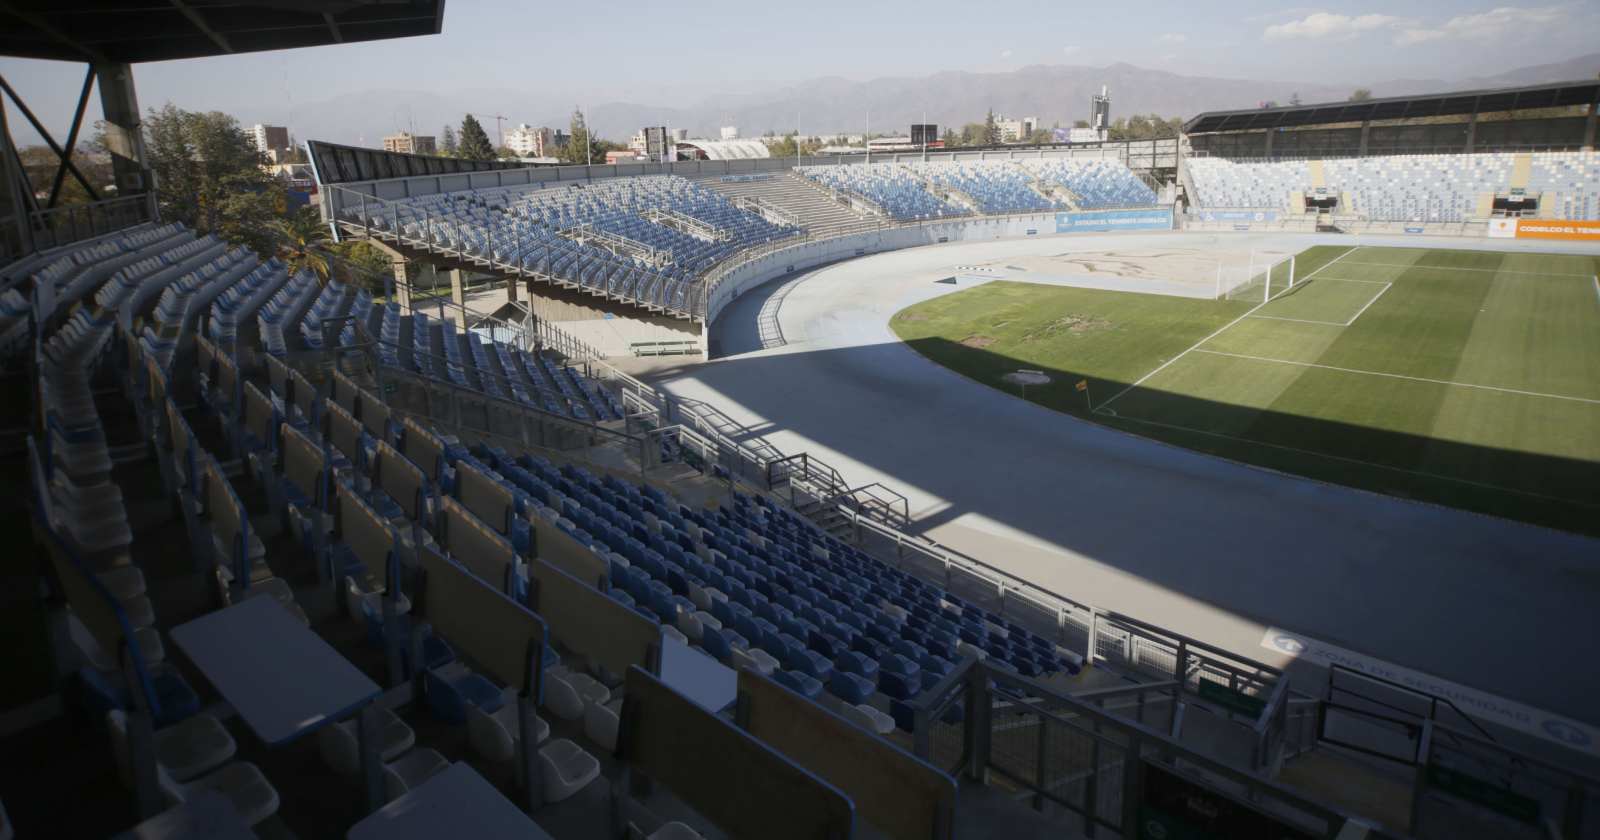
left=1200, top=210, right=1278, bottom=223
left=1486, top=218, right=1518, bottom=238
left=1514, top=219, right=1600, bottom=241
left=1056, top=208, right=1173, bottom=233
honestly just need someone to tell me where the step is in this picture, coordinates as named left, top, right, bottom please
left=1276, top=744, right=1415, bottom=833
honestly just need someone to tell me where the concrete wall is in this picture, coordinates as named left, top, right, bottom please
left=552, top=316, right=701, bottom=358
left=520, top=282, right=700, bottom=358
left=705, top=213, right=1058, bottom=324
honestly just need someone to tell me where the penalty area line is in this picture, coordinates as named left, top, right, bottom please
left=1095, top=245, right=1361, bottom=414
left=1341, top=282, right=1392, bottom=326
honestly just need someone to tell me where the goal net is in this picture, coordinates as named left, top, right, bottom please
left=1218, top=251, right=1298, bottom=302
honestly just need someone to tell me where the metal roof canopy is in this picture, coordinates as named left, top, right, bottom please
left=1184, top=79, right=1600, bottom=135
left=0, top=0, right=446, bottom=64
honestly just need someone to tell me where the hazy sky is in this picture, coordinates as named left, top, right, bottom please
left=2, top=0, right=1595, bottom=145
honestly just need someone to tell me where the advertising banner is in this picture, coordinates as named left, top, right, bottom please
left=1486, top=218, right=1518, bottom=238
left=1513, top=219, right=1600, bottom=241
left=1056, top=208, right=1173, bottom=233
left=1198, top=209, right=1277, bottom=223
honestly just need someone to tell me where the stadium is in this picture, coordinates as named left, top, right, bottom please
left=1, top=3, right=1598, bottom=838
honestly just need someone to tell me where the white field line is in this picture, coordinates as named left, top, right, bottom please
left=1593, top=276, right=1599, bottom=309
left=1308, top=277, right=1392, bottom=285
left=1335, top=260, right=1596, bottom=278
left=1247, top=279, right=1395, bottom=326
left=1192, top=349, right=1600, bottom=406
left=1107, top=412, right=1600, bottom=509
left=1095, top=246, right=1361, bottom=413
left=1248, top=315, right=1348, bottom=326
left=1341, top=282, right=1392, bottom=326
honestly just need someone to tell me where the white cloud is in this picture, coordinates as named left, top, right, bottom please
left=1246, top=7, right=1318, bottom=23
left=1061, top=45, right=1081, bottom=56
left=1000, top=49, right=1014, bottom=59
left=1263, top=12, right=1406, bottom=41
left=1397, top=5, right=1565, bottom=45
left=1158, top=33, right=1187, bottom=44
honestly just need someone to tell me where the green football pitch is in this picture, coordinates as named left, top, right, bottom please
left=890, top=244, right=1600, bottom=536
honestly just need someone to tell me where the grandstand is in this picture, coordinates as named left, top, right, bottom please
left=1181, top=81, right=1600, bottom=228
left=1186, top=151, right=1600, bottom=222
left=4, top=7, right=1600, bottom=838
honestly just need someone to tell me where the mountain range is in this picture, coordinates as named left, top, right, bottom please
left=266, top=52, right=1600, bottom=147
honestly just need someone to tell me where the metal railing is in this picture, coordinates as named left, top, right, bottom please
left=1412, top=721, right=1600, bottom=839
left=1188, top=143, right=1593, bottom=161
left=731, top=195, right=802, bottom=229
left=321, top=320, right=652, bottom=476
left=642, top=207, right=728, bottom=242
left=560, top=221, right=673, bottom=268
left=3, top=194, right=155, bottom=268
left=906, top=658, right=1369, bottom=839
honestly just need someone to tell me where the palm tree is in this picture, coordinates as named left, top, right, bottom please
left=274, top=206, right=332, bottom=284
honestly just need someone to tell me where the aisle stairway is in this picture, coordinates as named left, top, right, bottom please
left=695, top=174, right=876, bottom=239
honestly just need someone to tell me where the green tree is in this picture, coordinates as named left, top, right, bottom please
left=16, top=144, right=112, bottom=206
left=1105, top=114, right=1184, bottom=142
left=1349, top=88, right=1373, bottom=102
left=1027, top=128, right=1054, bottom=145
left=457, top=114, right=495, bottom=161
left=941, top=127, right=959, bottom=148
left=440, top=125, right=458, bottom=157
left=330, top=239, right=392, bottom=294
left=983, top=109, right=1000, bottom=146
left=272, top=206, right=332, bottom=284
left=958, top=122, right=987, bottom=146
left=1072, top=119, right=1090, bottom=129
left=559, top=108, right=607, bottom=165
left=142, top=103, right=284, bottom=254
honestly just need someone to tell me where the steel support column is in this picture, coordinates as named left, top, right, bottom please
left=94, top=62, right=149, bottom=200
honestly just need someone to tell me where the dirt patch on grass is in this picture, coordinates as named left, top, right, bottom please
left=897, top=312, right=930, bottom=322
left=961, top=335, right=998, bottom=348
left=1022, top=314, right=1111, bottom=342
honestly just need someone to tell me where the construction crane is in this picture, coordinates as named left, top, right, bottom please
left=468, top=112, right=509, bottom=149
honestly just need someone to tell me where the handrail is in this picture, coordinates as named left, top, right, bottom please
left=1328, top=664, right=1500, bottom=746
left=914, top=658, right=1363, bottom=837
left=560, top=221, right=673, bottom=268
left=642, top=207, right=729, bottom=243
left=326, top=318, right=623, bottom=443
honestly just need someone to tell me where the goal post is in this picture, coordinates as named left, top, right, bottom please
left=1218, top=251, right=1296, bottom=302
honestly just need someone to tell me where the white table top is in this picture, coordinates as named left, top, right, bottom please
left=658, top=635, right=738, bottom=713
left=112, top=791, right=255, bottom=840
left=171, top=595, right=380, bottom=745
left=347, top=762, right=552, bottom=840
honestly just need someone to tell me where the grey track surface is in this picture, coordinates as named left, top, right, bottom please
left=645, top=231, right=1600, bottom=724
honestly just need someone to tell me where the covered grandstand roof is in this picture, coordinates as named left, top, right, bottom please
left=676, top=139, right=771, bottom=161
left=0, top=0, right=445, bottom=64
left=1184, top=79, right=1600, bottom=134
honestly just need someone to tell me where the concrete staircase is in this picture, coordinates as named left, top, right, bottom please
left=696, top=173, right=877, bottom=238
left=1309, top=159, right=1328, bottom=190
left=1510, top=153, right=1533, bottom=191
